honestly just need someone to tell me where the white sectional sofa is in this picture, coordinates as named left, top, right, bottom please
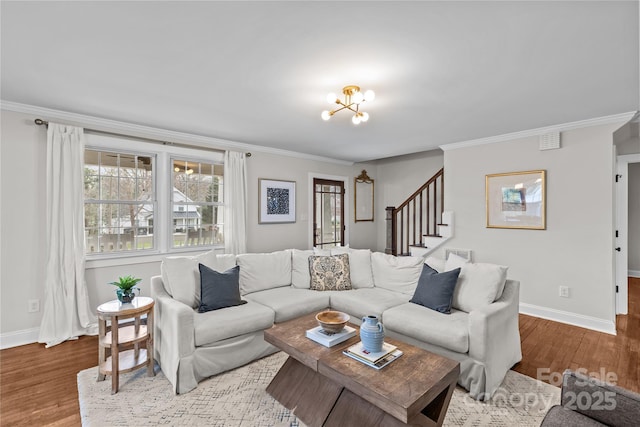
left=151, top=247, right=522, bottom=400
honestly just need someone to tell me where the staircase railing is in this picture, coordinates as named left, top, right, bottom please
left=385, top=167, right=444, bottom=256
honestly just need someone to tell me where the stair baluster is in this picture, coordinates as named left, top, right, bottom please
left=385, top=168, right=444, bottom=256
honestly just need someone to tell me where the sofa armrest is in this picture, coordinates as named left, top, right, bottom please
left=560, top=369, right=640, bottom=426
left=151, top=275, right=195, bottom=393
left=468, top=279, right=522, bottom=398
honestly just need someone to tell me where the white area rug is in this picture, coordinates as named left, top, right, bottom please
left=78, top=352, right=559, bottom=426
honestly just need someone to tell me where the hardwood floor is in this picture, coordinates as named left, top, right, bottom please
left=513, top=277, right=640, bottom=392
left=0, top=335, right=98, bottom=427
left=1, top=277, right=638, bottom=427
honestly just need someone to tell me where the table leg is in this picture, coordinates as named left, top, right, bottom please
left=134, top=315, right=140, bottom=359
left=418, top=379, right=457, bottom=427
left=111, top=315, right=119, bottom=394
left=266, top=357, right=342, bottom=427
left=146, top=307, right=155, bottom=377
left=97, top=318, right=106, bottom=381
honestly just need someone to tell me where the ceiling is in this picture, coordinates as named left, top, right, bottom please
left=1, top=1, right=638, bottom=163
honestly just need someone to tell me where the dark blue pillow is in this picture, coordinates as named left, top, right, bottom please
left=410, top=265, right=461, bottom=314
left=198, top=264, right=247, bottom=313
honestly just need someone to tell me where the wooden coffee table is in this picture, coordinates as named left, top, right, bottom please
left=264, top=312, right=460, bottom=427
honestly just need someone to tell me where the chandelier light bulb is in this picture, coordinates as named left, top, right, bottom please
left=321, top=85, right=374, bottom=124
left=174, top=167, right=180, bottom=172
left=364, top=90, right=375, bottom=102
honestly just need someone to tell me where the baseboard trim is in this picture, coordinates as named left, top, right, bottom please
left=0, top=327, right=40, bottom=349
left=519, top=303, right=616, bottom=335
left=628, top=270, right=640, bottom=278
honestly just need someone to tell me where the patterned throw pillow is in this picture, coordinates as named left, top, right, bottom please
left=308, top=254, right=352, bottom=291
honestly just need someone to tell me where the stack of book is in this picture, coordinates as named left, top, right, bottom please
left=343, top=341, right=403, bottom=370
left=306, top=325, right=357, bottom=347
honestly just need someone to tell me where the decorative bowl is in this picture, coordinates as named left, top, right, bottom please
left=316, top=311, right=350, bottom=334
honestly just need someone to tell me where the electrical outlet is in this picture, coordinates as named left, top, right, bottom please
left=559, top=286, right=570, bottom=298
left=28, top=299, right=40, bottom=313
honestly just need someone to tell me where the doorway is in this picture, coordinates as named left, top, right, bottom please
left=615, top=154, right=640, bottom=315
left=313, top=178, right=345, bottom=248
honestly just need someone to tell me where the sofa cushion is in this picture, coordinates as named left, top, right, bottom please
left=161, top=251, right=236, bottom=308
left=331, top=247, right=375, bottom=289
left=541, top=406, right=606, bottom=427
left=559, top=369, right=640, bottom=427
left=329, top=288, right=409, bottom=320
left=198, top=264, right=247, bottom=313
left=371, top=252, right=424, bottom=295
left=445, top=253, right=508, bottom=312
left=291, top=249, right=314, bottom=289
left=410, top=266, right=461, bottom=314
left=309, top=254, right=352, bottom=291
left=425, top=256, right=446, bottom=273
left=236, top=250, right=292, bottom=295
left=313, top=247, right=332, bottom=256
left=244, top=287, right=331, bottom=323
left=383, top=303, right=470, bottom=353
left=193, top=301, right=275, bottom=346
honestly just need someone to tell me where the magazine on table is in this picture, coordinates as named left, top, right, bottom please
left=344, top=346, right=403, bottom=370
left=345, top=341, right=398, bottom=363
left=306, top=325, right=356, bottom=347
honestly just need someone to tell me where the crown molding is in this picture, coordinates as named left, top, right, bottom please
left=440, top=111, right=638, bottom=152
left=0, top=100, right=354, bottom=166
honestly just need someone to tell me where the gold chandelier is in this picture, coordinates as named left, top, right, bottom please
left=321, top=85, right=375, bottom=125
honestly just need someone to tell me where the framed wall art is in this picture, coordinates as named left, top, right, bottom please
left=259, top=179, right=296, bottom=223
left=486, top=170, right=546, bottom=229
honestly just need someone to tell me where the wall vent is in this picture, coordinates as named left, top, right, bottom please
left=445, top=248, right=473, bottom=262
left=540, top=132, right=561, bottom=150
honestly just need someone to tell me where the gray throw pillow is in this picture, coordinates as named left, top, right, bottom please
left=410, top=265, right=461, bottom=314
left=198, top=264, right=247, bottom=313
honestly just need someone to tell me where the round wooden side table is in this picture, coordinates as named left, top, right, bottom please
left=97, top=296, right=155, bottom=394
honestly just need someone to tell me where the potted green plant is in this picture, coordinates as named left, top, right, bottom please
left=109, top=275, right=142, bottom=303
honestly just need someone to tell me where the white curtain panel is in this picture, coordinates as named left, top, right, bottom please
left=223, top=151, right=248, bottom=254
left=38, top=123, right=97, bottom=348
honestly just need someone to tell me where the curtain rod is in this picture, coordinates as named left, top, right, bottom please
left=33, top=118, right=251, bottom=157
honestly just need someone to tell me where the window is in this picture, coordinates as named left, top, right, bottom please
left=84, top=150, right=156, bottom=254
left=171, top=159, right=224, bottom=248
left=84, top=133, right=226, bottom=259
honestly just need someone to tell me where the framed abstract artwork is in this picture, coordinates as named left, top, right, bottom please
left=259, top=179, right=296, bottom=223
left=486, top=170, right=546, bottom=229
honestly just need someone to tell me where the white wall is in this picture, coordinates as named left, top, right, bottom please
left=1, top=106, right=627, bottom=342
left=245, top=151, right=377, bottom=253
left=443, top=122, right=623, bottom=328
left=629, top=163, right=640, bottom=272
left=613, top=120, right=640, bottom=155
left=0, top=109, right=377, bottom=342
left=1, top=110, right=47, bottom=337
left=373, top=150, right=444, bottom=251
